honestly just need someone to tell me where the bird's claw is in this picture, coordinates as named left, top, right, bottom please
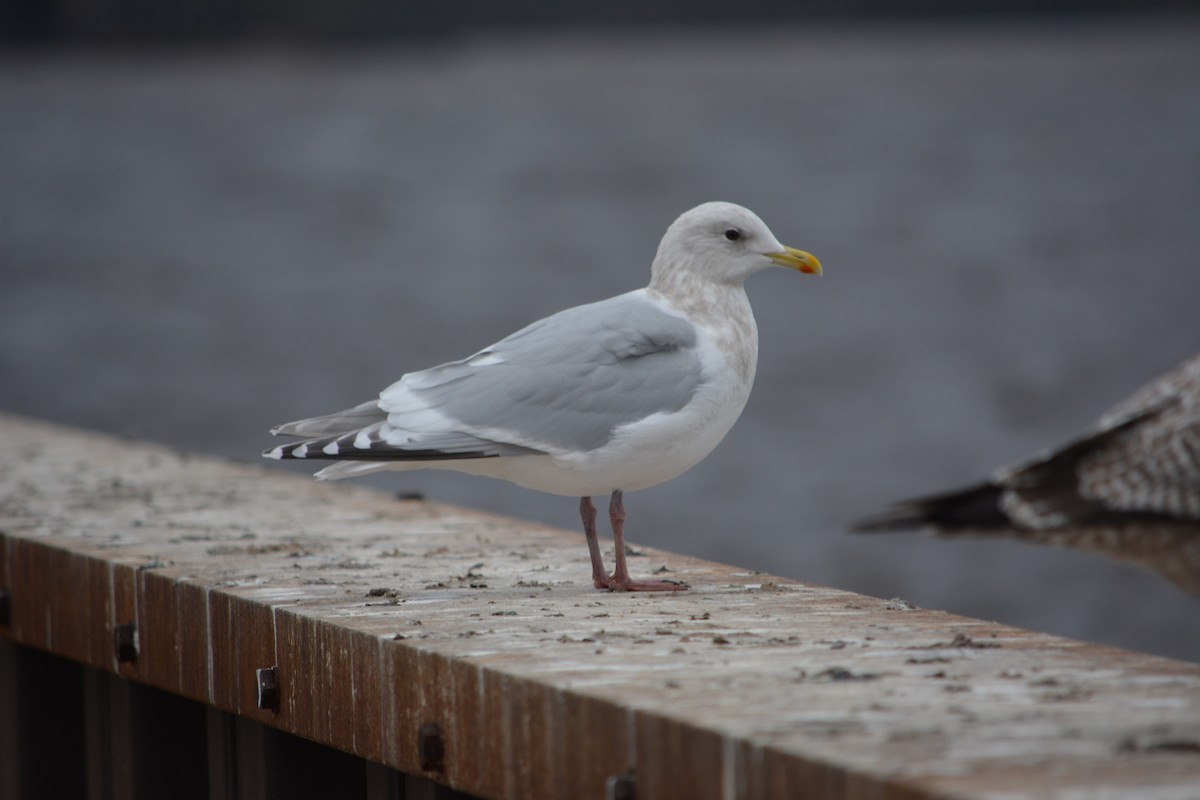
left=597, top=574, right=688, bottom=592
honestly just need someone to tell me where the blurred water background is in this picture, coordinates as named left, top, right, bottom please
left=2, top=5, right=1199, bottom=660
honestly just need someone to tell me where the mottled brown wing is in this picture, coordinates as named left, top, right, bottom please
left=1074, top=355, right=1200, bottom=520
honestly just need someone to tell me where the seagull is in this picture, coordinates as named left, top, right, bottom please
left=855, top=354, right=1200, bottom=593
left=264, top=202, right=821, bottom=591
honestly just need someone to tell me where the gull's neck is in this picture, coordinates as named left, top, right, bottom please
left=648, top=269, right=748, bottom=316
left=647, top=265, right=759, bottom=385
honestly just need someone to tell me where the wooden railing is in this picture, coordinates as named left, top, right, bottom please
left=1, top=413, right=1198, bottom=799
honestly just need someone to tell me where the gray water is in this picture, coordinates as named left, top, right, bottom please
left=3, top=18, right=1199, bottom=660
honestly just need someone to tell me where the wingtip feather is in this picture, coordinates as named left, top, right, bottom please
left=852, top=483, right=1008, bottom=534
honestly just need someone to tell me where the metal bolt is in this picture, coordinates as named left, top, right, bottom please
left=256, top=666, right=280, bottom=712
left=114, top=622, right=138, bottom=663
left=0, top=588, right=10, bottom=627
left=606, top=771, right=636, bottom=800
left=418, top=722, right=445, bottom=773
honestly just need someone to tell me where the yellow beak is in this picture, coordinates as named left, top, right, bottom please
left=767, top=246, right=822, bottom=275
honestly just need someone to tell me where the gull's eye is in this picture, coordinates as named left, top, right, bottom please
left=724, top=229, right=742, bottom=241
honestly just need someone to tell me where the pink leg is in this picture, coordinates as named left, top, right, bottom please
left=606, top=490, right=687, bottom=592
left=579, top=496, right=611, bottom=589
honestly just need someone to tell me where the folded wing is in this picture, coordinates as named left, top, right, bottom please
left=264, top=291, right=705, bottom=468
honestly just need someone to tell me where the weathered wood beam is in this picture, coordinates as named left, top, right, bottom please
left=1, top=413, right=1198, bottom=799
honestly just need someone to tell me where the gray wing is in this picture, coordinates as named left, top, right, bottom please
left=266, top=291, right=704, bottom=461
left=269, top=400, right=387, bottom=437
left=380, top=291, right=704, bottom=453
left=265, top=397, right=524, bottom=461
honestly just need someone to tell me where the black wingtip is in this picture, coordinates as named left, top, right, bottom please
left=852, top=482, right=1009, bottom=534
left=263, top=444, right=289, bottom=460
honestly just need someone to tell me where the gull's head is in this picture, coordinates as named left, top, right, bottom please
left=650, top=201, right=821, bottom=289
